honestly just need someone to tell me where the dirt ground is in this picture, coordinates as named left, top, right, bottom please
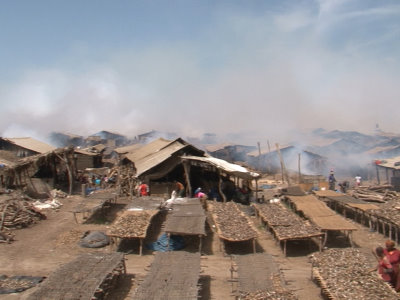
left=0, top=192, right=392, bottom=300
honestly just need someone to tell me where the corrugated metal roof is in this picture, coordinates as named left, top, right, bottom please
left=114, top=143, right=145, bottom=154
left=125, top=139, right=187, bottom=176
left=181, top=155, right=260, bottom=179
left=3, top=137, right=56, bottom=154
left=376, top=156, right=400, bottom=170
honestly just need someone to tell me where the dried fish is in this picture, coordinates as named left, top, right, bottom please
left=310, top=248, right=399, bottom=300
left=209, top=202, right=257, bottom=241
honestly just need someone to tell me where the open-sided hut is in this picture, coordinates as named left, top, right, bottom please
left=374, top=156, right=400, bottom=190
left=0, top=147, right=76, bottom=195
left=115, top=138, right=205, bottom=197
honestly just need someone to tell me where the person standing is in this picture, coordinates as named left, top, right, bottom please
left=355, top=175, right=362, bottom=187
left=138, top=182, right=149, bottom=196
left=328, top=170, right=336, bottom=191
left=174, top=180, right=185, bottom=197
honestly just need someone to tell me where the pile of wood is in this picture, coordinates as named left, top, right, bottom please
left=350, top=185, right=398, bottom=203
left=310, top=248, right=398, bottom=300
left=109, top=165, right=138, bottom=196
left=0, top=193, right=46, bottom=230
left=367, top=199, right=400, bottom=225
left=209, top=202, right=257, bottom=241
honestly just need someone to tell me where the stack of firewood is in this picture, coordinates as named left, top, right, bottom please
left=0, top=195, right=46, bottom=230
left=109, top=166, right=138, bottom=196
left=350, top=185, right=398, bottom=203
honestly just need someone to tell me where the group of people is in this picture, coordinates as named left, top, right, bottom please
left=77, top=173, right=112, bottom=189
left=328, top=170, right=363, bottom=191
left=374, top=240, right=400, bottom=291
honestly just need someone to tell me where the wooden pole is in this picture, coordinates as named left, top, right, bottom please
left=257, top=142, right=262, bottom=171
left=267, top=140, right=272, bottom=172
left=298, top=153, right=302, bottom=184
left=376, top=165, right=380, bottom=185
left=276, top=143, right=290, bottom=186
left=183, top=160, right=192, bottom=197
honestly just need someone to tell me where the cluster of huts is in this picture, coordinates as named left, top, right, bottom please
left=3, top=128, right=400, bottom=299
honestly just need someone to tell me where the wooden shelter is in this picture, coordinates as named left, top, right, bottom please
left=180, top=155, right=260, bottom=201
left=374, top=156, right=400, bottom=189
left=0, top=147, right=76, bottom=195
left=0, top=137, right=56, bottom=158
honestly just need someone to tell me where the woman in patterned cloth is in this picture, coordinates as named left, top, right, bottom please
left=384, top=240, right=400, bottom=290
left=374, top=246, right=394, bottom=284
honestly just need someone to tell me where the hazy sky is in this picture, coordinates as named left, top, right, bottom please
left=1, top=0, right=399, bottom=144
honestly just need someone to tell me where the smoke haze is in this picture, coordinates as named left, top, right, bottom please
left=1, top=1, right=399, bottom=145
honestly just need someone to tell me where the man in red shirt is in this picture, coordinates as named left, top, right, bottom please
left=138, top=182, right=149, bottom=196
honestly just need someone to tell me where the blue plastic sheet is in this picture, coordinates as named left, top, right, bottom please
left=147, top=233, right=185, bottom=252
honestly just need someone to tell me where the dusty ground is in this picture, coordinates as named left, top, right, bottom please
left=0, top=192, right=391, bottom=300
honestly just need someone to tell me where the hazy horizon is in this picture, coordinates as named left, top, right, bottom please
left=1, top=1, right=399, bottom=145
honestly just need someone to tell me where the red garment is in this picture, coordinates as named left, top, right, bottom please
left=378, top=256, right=393, bottom=282
left=384, top=248, right=400, bottom=290
left=139, top=184, right=148, bottom=196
